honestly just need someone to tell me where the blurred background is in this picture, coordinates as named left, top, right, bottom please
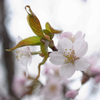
left=0, top=0, right=100, bottom=100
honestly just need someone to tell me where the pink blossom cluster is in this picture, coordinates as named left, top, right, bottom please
left=12, top=31, right=100, bottom=100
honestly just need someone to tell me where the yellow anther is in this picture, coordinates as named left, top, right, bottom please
left=65, top=49, right=67, bottom=50
left=68, top=52, right=70, bottom=54
left=65, top=60, right=66, bottom=62
left=70, top=49, right=71, bottom=51
left=64, top=52, right=66, bottom=53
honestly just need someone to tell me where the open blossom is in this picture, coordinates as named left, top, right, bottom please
left=16, top=36, right=32, bottom=67
left=49, top=37, right=90, bottom=78
left=59, top=31, right=85, bottom=42
left=42, top=79, right=62, bottom=100
left=12, top=76, right=28, bottom=97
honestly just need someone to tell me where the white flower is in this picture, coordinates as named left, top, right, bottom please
left=49, top=37, right=90, bottom=78
left=16, top=36, right=32, bottom=67
left=42, top=79, right=62, bottom=100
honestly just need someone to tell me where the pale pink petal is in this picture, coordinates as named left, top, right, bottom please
left=75, top=31, right=82, bottom=39
left=73, top=38, right=88, bottom=57
left=82, top=33, right=85, bottom=38
left=57, top=37, right=73, bottom=53
left=59, top=63, right=75, bottom=78
left=60, top=32, right=72, bottom=39
left=75, top=57, right=90, bottom=71
left=19, top=46, right=32, bottom=66
left=49, top=52, right=65, bottom=65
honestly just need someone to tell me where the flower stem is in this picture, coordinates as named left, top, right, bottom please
left=31, top=51, right=41, bottom=55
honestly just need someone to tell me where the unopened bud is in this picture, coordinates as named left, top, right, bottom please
left=65, top=90, right=78, bottom=99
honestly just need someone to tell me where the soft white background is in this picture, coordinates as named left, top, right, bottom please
left=3, top=0, right=100, bottom=100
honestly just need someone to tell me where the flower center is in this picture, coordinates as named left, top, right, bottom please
left=63, top=49, right=77, bottom=64
left=49, top=85, right=57, bottom=92
left=16, top=50, right=23, bottom=60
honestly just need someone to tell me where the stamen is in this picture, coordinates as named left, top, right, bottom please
left=68, top=52, right=70, bottom=54
left=67, top=59, right=70, bottom=63
left=63, top=49, right=77, bottom=64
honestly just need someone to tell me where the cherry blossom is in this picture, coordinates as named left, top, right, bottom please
left=42, top=79, right=62, bottom=100
left=12, top=76, right=28, bottom=97
left=59, top=31, right=85, bottom=42
left=49, top=37, right=89, bottom=78
left=16, top=36, right=32, bottom=67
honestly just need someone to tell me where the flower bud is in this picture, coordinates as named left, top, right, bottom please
left=65, top=90, right=78, bottom=99
left=94, top=75, right=100, bottom=83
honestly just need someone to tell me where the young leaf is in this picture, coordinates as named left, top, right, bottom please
left=25, top=5, right=44, bottom=37
left=6, top=36, right=41, bottom=51
left=42, top=29, right=51, bottom=35
left=45, top=22, right=62, bottom=34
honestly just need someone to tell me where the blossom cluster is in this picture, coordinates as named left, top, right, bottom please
left=6, top=5, right=100, bottom=100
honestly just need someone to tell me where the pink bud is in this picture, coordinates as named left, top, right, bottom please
left=90, top=67, right=100, bottom=75
left=94, top=75, right=100, bottom=83
left=65, top=90, right=78, bottom=99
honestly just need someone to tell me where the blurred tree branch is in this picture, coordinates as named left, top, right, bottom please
left=0, top=0, right=20, bottom=100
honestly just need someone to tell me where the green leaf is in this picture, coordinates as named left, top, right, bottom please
left=25, top=5, right=44, bottom=37
left=45, top=22, right=62, bottom=34
left=42, top=29, right=51, bottom=35
left=6, top=36, right=41, bottom=51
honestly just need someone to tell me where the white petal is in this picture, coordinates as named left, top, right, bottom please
left=75, top=57, right=90, bottom=71
left=59, top=63, right=75, bottom=78
left=20, top=56, right=31, bottom=66
left=57, top=37, right=73, bottom=53
left=73, top=38, right=88, bottom=57
left=75, top=31, right=82, bottom=39
left=49, top=52, right=65, bottom=65
left=16, top=36, right=22, bottom=44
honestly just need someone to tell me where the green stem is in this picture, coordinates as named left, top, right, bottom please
left=31, top=51, right=41, bottom=55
